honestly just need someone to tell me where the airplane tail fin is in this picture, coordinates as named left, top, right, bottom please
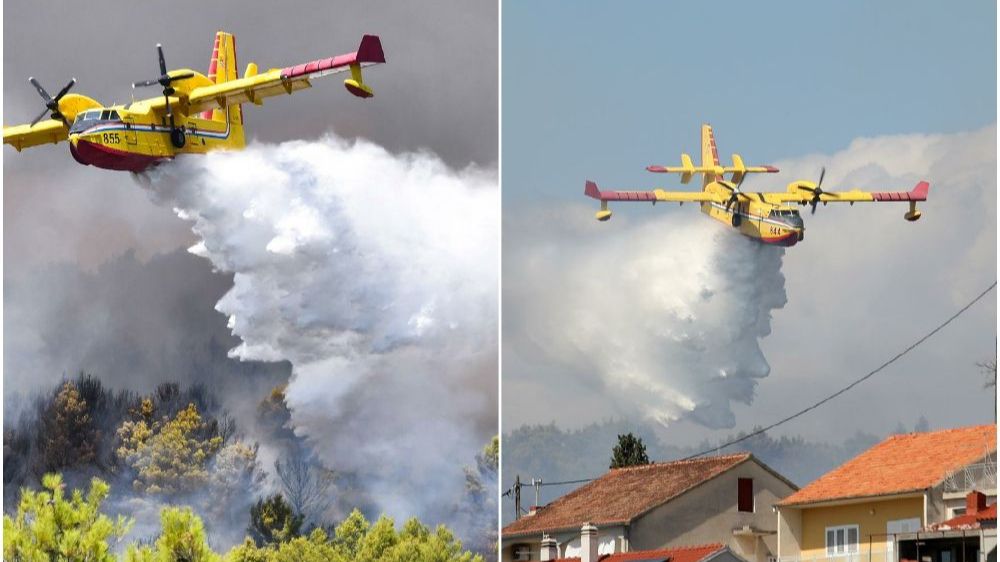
left=202, top=31, right=245, bottom=148
left=701, top=123, right=720, bottom=187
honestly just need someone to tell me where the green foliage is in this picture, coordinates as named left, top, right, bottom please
left=117, top=403, right=224, bottom=495
left=3, top=473, right=132, bottom=562
left=248, top=494, right=303, bottom=546
left=482, top=436, right=499, bottom=472
left=610, top=432, right=649, bottom=469
left=224, top=508, right=483, bottom=562
left=126, top=506, right=220, bottom=562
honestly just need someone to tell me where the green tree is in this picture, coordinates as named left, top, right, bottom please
left=610, top=432, right=650, bottom=469
left=224, top=509, right=483, bottom=562
left=248, top=494, right=304, bottom=546
left=41, top=381, right=99, bottom=472
left=126, top=506, right=220, bottom=562
left=117, top=402, right=224, bottom=494
left=3, top=473, right=132, bottom=562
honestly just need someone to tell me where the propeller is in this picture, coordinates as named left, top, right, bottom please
left=722, top=174, right=748, bottom=212
left=132, top=43, right=194, bottom=144
left=797, top=167, right=836, bottom=215
left=28, top=77, right=77, bottom=127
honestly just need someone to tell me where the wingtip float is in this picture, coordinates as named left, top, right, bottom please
left=584, top=124, right=930, bottom=247
left=4, top=31, right=386, bottom=172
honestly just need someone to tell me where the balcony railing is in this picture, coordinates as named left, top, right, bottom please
left=941, top=460, right=997, bottom=494
left=779, top=546, right=896, bottom=562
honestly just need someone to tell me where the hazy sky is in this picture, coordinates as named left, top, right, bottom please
left=502, top=0, right=997, bottom=445
left=4, top=0, right=497, bottom=272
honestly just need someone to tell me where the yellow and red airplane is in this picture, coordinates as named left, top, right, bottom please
left=584, top=124, right=929, bottom=247
left=3, top=31, right=385, bottom=172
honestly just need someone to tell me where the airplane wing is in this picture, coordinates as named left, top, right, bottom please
left=584, top=180, right=724, bottom=203
left=144, top=35, right=385, bottom=117
left=763, top=181, right=930, bottom=205
left=3, top=119, right=69, bottom=151
left=584, top=180, right=723, bottom=221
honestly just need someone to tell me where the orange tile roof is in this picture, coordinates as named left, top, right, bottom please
left=928, top=503, right=997, bottom=530
left=503, top=453, right=754, bottom=537
left=779, top=425, right=996, bottom=507
left=553, top=543, right=726, bottom=562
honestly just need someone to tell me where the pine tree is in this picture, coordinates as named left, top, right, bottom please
left=248, top=494, right=304, bottom=546
left=610, top=432, right=650, bottom=469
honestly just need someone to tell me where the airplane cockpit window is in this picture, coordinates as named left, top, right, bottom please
left=108, top=110, right=120, bottom=120
left=100, top=110, right=111, bottom=120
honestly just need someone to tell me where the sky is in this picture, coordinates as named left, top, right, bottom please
left=502, top=0, right=997, bottom=445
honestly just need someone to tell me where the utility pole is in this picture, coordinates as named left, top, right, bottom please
left=514, top=474, right=522, bottom=520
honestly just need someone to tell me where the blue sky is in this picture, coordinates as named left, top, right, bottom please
left=502, top=0, right=997, bottom=205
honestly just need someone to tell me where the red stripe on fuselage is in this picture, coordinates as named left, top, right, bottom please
left=71, top=139, right=167, bottom=172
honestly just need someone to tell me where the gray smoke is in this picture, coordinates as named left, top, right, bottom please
left=144, top=135, right=498, bottom=528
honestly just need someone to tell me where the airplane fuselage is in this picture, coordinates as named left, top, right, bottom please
left=700, top=182, right=805, bottom=247
left=67, top=105, right=240, bottom=172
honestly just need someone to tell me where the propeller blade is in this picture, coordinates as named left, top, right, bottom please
left=53, top=78, right=76, bottom=101
left=167, top=72, right=195, bottom=82
left=29, top=77, right=52, bottom=102
left=133, top=79, right=159, bottom=88
left=157, top=44, right=167, bottom=76
left=28, top=106, right=51, bottom=127
left=810, top=200, right=818, bottom=215
left=817, top=166, right=826, bottom=189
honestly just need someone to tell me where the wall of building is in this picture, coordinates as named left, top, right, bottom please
left=627, top=459, right=797, bottom=562
left=795, top=496, right=924, bottom=562
left=501, top=525, right=626, bottom=562
left=779, top=506, right=803, bottom=560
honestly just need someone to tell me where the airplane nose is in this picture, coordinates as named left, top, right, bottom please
left=69, top=133, right=80, bottom=147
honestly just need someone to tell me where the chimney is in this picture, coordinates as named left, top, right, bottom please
left=581, top=523, right=599, bottom=562
left=966, top=491, right=988, bottom=515
left=540, top=534, right=558, bottom=562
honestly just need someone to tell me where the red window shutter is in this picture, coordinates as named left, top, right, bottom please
left=738, top=478, right=754, bottom=512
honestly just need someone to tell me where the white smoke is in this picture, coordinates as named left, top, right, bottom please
left=144, top=135, right=497, bottom=527
left=504, top=209, right=787, bottom=429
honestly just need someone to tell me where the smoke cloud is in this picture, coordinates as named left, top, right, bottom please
left=503, top=209, right=787, bottom=429
left=145, top=135, right=498, bottom=527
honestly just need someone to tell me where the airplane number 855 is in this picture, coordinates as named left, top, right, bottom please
left=102, top=132, right=121, bottom=144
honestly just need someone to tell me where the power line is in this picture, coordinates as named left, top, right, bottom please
left=681, top=280, right=996, bottom=460
left=503, top=280, right=997, bottom=501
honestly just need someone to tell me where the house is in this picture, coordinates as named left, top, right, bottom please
left=776, top=424, right=997, bottom=562
left=501, top=453, right=798, bottom=562
left=894, top=490, right=996, bottom=562
left=539, top=529, right=745, bottom=562
left=895, top=490, right=997, bottom=562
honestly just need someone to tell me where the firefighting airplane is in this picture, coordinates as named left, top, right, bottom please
left=584, top=125, right=929, bottom=247
left=3, top=31, right=385, bottom=172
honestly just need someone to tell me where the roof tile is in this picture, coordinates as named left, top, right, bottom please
left=503, top=453, right=751, bottom=537
left=552, top=543, right=725, bottom=562
left=779, top=425, right=996, bottom=506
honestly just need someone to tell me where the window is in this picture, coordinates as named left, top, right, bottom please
left=738, top=478, right=754, bottom=512
left=108, top=110, right=120, bottom=120
left=100, top=110, right=111, bottom=120
left=826, top=525, right=859, bottom=556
